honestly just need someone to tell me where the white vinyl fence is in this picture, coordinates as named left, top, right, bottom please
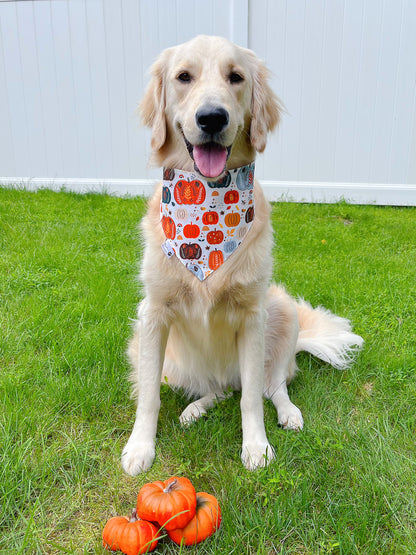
left=1, top=0, right=415, bottom=205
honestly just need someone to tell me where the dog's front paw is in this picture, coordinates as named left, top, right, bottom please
left=241, top=442, right=275, bottom=470
left=278, top=402, right=304, bottom=431
left=121, top=440, right=155, bottom=476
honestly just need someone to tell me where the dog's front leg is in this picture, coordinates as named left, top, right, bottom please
left=238, top=310, right=275, bottom=470
left=121, top=300, right=169, bottom=475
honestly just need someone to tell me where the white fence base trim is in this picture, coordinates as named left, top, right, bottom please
left=0, top=177, right=156, bottom=198
left=1, top=177, right=415, bottom=206
left=261, top=181, right=416, bottom=206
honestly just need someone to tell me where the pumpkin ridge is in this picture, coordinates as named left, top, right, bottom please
left=166, top=491, right=221, bottom=546
left=137, top=483, right=163, bottom=521
left=175, top=491, right=193, bottom=515
left=155, top=494, right=166, bottom=523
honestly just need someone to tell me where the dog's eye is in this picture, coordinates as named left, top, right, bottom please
left=177, top=71, right=192, bottom=83
left=229, top=72, right=244, bottom=84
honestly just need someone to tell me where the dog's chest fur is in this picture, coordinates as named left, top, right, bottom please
left=138, top=182, right=273, bottom=393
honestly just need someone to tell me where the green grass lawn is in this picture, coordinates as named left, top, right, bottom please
left=1, top=186, right=415, bottom=554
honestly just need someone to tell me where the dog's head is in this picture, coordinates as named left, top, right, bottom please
left=140, top=35, right=282, bottom=179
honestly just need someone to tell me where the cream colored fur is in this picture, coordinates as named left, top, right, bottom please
left=121, top=36, right=363, bottom=475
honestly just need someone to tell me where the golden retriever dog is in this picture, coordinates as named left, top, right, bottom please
left=121, top=35, right=363, bottom=475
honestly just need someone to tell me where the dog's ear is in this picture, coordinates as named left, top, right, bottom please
left=140, top=51, right=169, bottom=151
left=250, top=59, right=283, bottom=153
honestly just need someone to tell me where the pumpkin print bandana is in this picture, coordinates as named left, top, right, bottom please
left=160, top=163, right=255, bottom=281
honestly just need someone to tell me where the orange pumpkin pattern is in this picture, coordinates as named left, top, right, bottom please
left=161, top=215, right=176, bottom=240
left=174, top=179, right=206, bottom=205
left=202, top=211, right=219, bottom=225
left=224, top=211, right=241, bottom=227
left=183, top=223, right=200, bottom=239
left=206, top=229, right=224, bottom=245
left=160, top=164, right=255, bottom=281
left=224, top=190, right=239, bottom=204
left=209, top=250, right=224, bottom=270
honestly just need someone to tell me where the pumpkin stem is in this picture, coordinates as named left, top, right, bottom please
left=129, top=508, right=138, bottom=523
left=163, top=478, right=178, bottom=493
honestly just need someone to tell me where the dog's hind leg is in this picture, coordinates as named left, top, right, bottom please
left=179, top=390, right=233, bottom=426
left=264, top=285, right=304, bottom=430
left=264, top=361, right=304, bottom=430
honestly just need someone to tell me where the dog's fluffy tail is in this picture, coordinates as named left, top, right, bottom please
left=295, top=298, right=363, bottom=370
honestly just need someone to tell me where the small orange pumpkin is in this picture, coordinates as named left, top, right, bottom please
left=161, top=215, right=176, bottom=239
left=202, top=211, right=219, bottom=225
left=183, top=223, right=200, bottom=239
left=209, top=249, right=224, bottom=270
left=224, top=190, right=239, bottom=204
left=167, top=492, right=222, bottom=546
left=206, top=229, right=224, bottom=245
left=174, top=179, right=206, bottom=205
left=224, top=211, right=240, bottom=227
left=102, top=509, right=159, bottom=555
left=137, top=477, right=197, bottom=531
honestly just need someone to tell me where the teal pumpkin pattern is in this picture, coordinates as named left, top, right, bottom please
left=237, top=163, right=254, bottom=191
left=162, top=186, right=171, bottom=203
left=208, top=172, right=231, bottom=188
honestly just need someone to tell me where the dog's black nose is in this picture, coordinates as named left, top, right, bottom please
left=196, top=106, right=229, bottom=135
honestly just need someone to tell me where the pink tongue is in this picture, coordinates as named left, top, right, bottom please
left=193, top=144, right=227, bottom=178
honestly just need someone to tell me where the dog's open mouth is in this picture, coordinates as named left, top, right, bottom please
left=184, top=137, right=232, bottom=178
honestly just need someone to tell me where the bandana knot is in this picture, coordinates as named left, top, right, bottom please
left=160, top=163, right=255, bottom=281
